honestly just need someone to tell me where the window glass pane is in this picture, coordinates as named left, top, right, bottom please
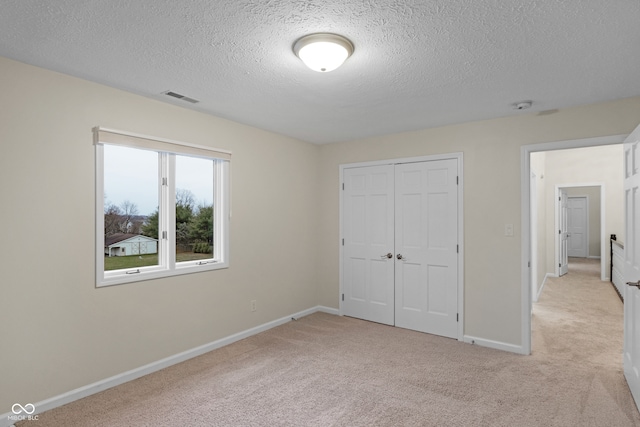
left=175, top=155, right=214, bottom=262
left=103, top=145, right=159, bottom=271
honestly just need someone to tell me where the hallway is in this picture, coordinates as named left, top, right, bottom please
left=530, top=257, right=640, bottom=424
left=533, top=257, right=623, bottom=366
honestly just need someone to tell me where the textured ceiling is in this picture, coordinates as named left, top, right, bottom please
left=1, top=0, right=639, bottom=144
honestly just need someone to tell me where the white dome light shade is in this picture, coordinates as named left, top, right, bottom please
left=293, top=33, right=354, bottom=72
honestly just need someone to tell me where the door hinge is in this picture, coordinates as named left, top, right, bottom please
left=456, top=244, right=459, bottom=253
left=342, top=294, right=344, bottom=301
left=342, top=238, right=344, bottom=246
left=457, top=313, right=459, bottom=322
left=559, top=196, right=561, bottom=201
left=162, top=177, right=168, bottom=186
left=558, top=230, right=561, bottom=234
left=342, top=183, right=344, bottom=190
left=528, top=261, right=531, bottom=268
left=456, top=176, right=459, bottom=185
left=162, top=231, right=167, bottom=239
left=559, top=263, right=561, bottom=268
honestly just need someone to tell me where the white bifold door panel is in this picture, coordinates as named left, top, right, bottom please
left=394, top=160, right=458, bottom=338
left=342, top=165, right=395, bottom=325
left=342, top=158, right=459, bottom=339
left=623, top=123, right=640, bottom=410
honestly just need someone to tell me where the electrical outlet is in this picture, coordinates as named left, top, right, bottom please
left=251, top=300, right=257, bottom=312
left=505, top=224, right=514, bottom=237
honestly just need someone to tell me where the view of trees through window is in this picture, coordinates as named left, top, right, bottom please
left=174, top=154, right=214, bottom=262
left=103, top=145, right=214, bottom=271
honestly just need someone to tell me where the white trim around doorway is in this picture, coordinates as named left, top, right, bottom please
left=554, top=186, right=604, bottom=279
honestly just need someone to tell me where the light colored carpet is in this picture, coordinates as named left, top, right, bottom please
left=19, top=259, right=640, bottom=426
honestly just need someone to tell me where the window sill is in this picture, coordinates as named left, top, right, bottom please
left=97, top=261, right=229, bottom=288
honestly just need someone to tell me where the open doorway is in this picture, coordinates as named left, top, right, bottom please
left=531, top=181, right=604, bottom=303
left=529, top=146, right=621, bottom=302
left=555, top=184, right=604, bottom=279
left=521, top=134, right=626, bottom=355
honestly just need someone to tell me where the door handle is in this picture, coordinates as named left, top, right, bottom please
left=397, top=254, right=404, bottom=260
left=627, top=280, right=640, bottom=289
left=381, top=253, right=393, bottom=259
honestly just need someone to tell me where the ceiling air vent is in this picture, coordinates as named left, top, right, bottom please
left=162, top=91, right=199, bottom=104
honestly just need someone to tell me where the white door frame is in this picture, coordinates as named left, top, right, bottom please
left=554, top=185, right=604, bottom=277
left=530, top=172, right=538, bottom=302
left=520, top=134, right=625, bottom=355
left=339, top=152, right=464, bottom=341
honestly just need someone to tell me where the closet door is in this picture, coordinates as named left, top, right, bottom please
left=394, top=159, right=459, bottom=338
left=342, top=165, right=395, bottom=325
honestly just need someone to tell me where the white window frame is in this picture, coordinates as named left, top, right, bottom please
left=95, top=127, right=230, bottom=287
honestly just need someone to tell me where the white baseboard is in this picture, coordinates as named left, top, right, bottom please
left=316, top=306, right=339, bottom=315
left=587, top=256, right=601, bottom=259
left=463, top=335, right=527, bottom=355
left=536, top=273, right=557, bottom=301
left=0, top=305, right=337, bottom=427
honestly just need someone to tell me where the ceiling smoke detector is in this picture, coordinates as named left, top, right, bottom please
left=514, top=101, right=533, bottom=110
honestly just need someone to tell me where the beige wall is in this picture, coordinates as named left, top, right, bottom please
left=317, top=98, right=640, bottom=346
left=0, top=57, right=319, bottom=410
left=2, top=54, right=640, bottom=411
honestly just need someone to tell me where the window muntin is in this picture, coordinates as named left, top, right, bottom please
left=95, top=128, right=230, bottom=287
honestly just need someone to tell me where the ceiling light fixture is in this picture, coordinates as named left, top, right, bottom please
left=293, top=33, right=354, bottom=73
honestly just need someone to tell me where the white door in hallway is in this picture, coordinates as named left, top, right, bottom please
left=567, top=196, right=588, bottom=258
left=623, top=123, right=640, bottom=409
left=559, top=189, right=569, bottom=276
left=342, top=165, right=395, bottom=325
left=394, top=160, right=459, bottom=338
